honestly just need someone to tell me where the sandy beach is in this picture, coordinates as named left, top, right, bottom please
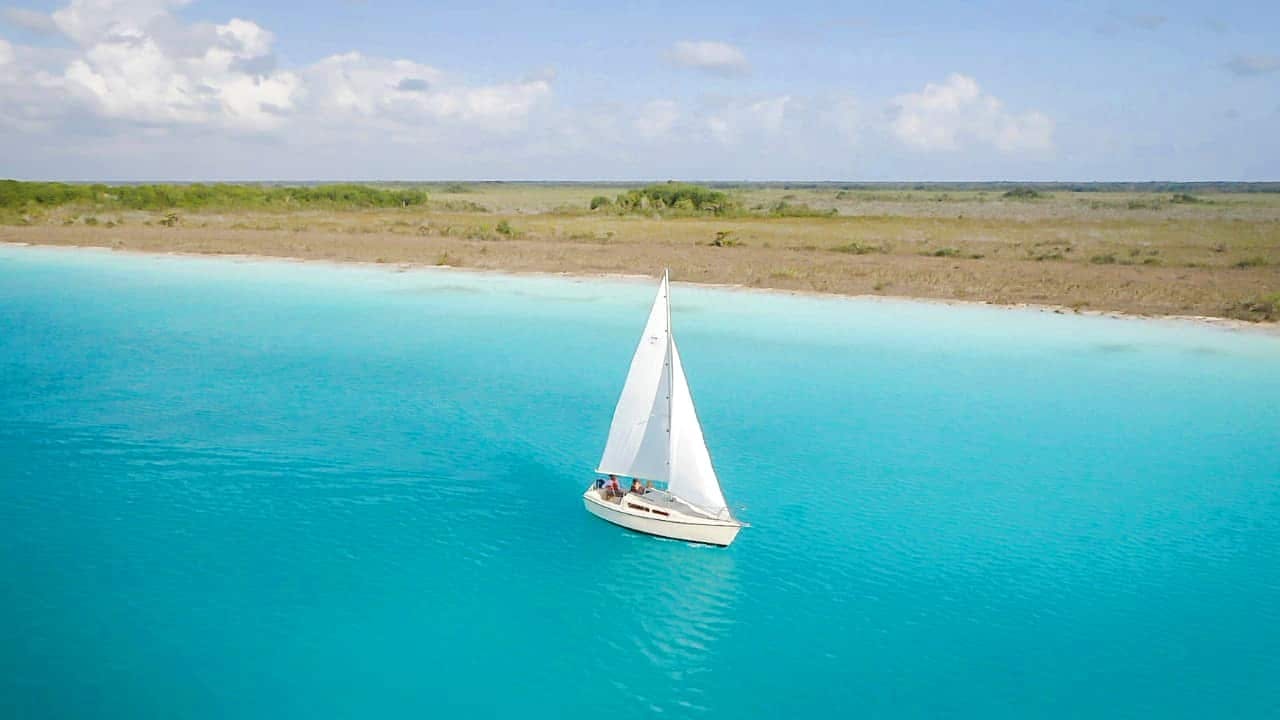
left=3, top=184, right=1277, bottom=324
left=7, top=239, right=1278, bottom=339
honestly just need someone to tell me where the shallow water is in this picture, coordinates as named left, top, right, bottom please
left=2, top=245, right=1278, bottom=718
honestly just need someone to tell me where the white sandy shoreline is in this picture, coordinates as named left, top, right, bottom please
left=5, top=240, right=1278, bottom=338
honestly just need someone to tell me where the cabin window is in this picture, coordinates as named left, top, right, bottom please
left=627, top=503, right=650, bottom=512
left=651, top=509, right=669, bottom=517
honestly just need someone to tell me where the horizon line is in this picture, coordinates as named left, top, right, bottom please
left=5, top=178, right=1280, bottom=186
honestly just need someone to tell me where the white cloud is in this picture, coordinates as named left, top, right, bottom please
left=51, top=0, right=183, bottom=45
left=668, top=40, right=748, bottom=75
left=3, top=7, right=59, bottom=34
left=705, top=96, right=789, bottom=144
left=888, top=74, right=1052, bottom=153
left=0, top=4, right=1089, bottom=179
left=0, top=0, right=551, bottom=137
left=303, top=52, right=549, bottom=133
left=0, top=39, right=71, bottom=132
left=61, top=13, right=301, bottom=130
left=633, top=99, right=679, bottom=139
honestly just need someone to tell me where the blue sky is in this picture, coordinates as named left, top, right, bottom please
left=1, top=0, right=1277, bottom=180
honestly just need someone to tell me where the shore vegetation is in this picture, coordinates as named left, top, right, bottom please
left=2, top=180, right=1277, bottom=322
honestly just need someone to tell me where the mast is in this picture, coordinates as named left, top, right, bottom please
left=597, top=269, right=729, bottom=513
left=664, top=268, right=674, bottom=479
left=595, top=270, right=678, bottom=482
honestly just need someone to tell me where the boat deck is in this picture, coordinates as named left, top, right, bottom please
left=590, top=487, right=724, bottom=522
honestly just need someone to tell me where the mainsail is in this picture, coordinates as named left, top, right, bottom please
left=596, top=272, right=729, bottom=514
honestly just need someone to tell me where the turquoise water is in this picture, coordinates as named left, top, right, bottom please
left=2, top=245, right=1278, bottom=719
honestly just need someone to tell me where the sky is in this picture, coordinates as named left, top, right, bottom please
left=0, top=0, right=1277, bottom=181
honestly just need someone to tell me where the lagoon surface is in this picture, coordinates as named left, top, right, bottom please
left=2, top=245, right=1278, bottom=719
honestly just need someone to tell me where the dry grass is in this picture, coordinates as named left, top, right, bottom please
left=4, top=185, right=1278, bottom=321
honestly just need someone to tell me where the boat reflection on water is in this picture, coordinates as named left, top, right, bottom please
left=582, top=535, right=740, bottom=712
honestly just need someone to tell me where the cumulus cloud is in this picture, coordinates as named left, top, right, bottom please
left=51, top=0, right=181, bottom=45
left=668, top=40, right=748, bottom=75
left=1225, top=55, right=1280, bottom=77
left=3, top=7, right=59, bottom=34
left=0, top=0, right=551, bottom=138
left=0, top=2, right=1083, bottom=178
left=303, top=52, right=549, bottom=133
left=888, top=74, right=1052, bottom=153
left=60, top=15, right=301, bottom=130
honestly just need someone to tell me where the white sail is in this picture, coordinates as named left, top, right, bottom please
left=596, top=275, right=673, bottom=482
left=597, top=272, right=731, bottom=518
left=667, top=337, right=729, bottom=514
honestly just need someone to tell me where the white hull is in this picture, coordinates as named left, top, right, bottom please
left=582, top=487, right=743, bottom=547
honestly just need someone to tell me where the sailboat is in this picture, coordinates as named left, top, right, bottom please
left=583, top=270, right=745, bottom=547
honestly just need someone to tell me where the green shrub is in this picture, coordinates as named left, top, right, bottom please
left=830, top=242, right=884, bottom=255
left=1090, top=253, right=1118, bottom=264
left=0, top=180, right=429, bottom=211
left=710, top=230, right=742, bottom=247
left=495, top=220, right=515, bottom=237
left=1002, top=188, right=1047, bottom=200
left=1234, top=256, right=1268, bottom=268
left=768, top=201, right=837, bottom=217
left=614, top=183, right=737, bottom=215
left=433, top=199, right=488, bottom=212
left=589, top=195, right=612, bottom=210
left=1126, top=199, right=1162, bottom=210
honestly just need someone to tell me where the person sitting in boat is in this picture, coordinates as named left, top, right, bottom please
left=607, top=475, right=621, bottom=498
left=630, top=479, right=645, bottom=495
left=594, top=476, right=606, bottom=491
